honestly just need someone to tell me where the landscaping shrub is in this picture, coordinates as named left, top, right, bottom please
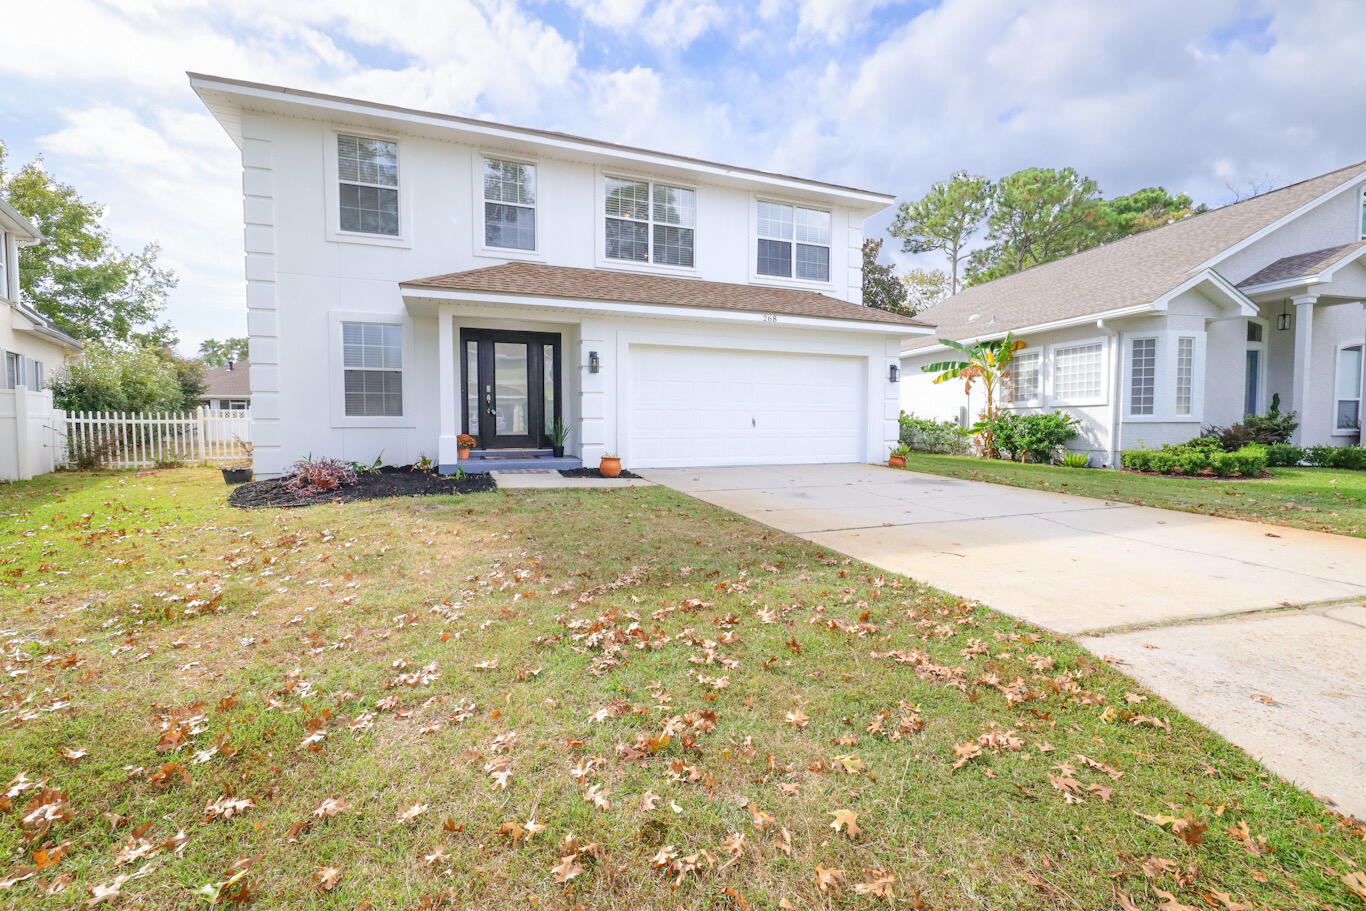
left=1204, top=396, right=1298, bottom=450
left=283, top=456, right=358, bottom=498
left=898, top=412, right=972, bottom=454
left=1059, top=451, right=1090, bottom=468
left=1265, top=443, right=1305, bottom=467
left=1121, top=441, right=1267, bottom=477
left=978, top=411, right=1080, bottom=463
left=1305, top=444, right=1366, bottom=470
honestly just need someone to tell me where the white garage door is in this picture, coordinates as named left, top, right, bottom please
left=627, top=345, right=866, bottom=468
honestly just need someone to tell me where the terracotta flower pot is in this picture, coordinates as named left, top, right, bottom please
left=458, top=448, right=470, bottom=460
left=888, top=455, right=907, bottom=469
left=600, top=456, right=622, bottom=478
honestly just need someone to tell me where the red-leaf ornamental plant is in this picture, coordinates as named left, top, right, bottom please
left=921, top=333, right=1026, bottom=459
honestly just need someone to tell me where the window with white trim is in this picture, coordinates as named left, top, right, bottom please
left=1008, top=350, right=1040, bottom=403
left=342, top=322, right=402, bottom=417
left=604, top=177, right=695, bottom=267
left=483, top=157, right=536, bottom=251
left=1337, top=344, right=1362, bottom=431
left=1175, top=337, right=1194, bottom=416
left=1129, top=338, right=1156, bottom=415
left=1053, top=341, right=1104, bottom=403
left=28, top=359, right=43, bottom=391
left=0, top=230, right=8, bottom=298
left=1360, top=186, right=1366, bottom=240
left=756, top=201, right=830, bottom=281
left=3, top=351, right=18, bottom=389
left=337, top=134, right=399, bottom=236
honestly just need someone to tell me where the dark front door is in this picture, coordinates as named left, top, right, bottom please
left=461, top=329, right=561, bottom=450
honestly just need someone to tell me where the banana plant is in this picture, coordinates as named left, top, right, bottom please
left=920, top=333, right=1025, bottom=458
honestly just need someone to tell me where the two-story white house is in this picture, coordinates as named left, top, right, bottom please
left=1, top=198, right=82, bottom=481
left=192, top=73, right=928, bottom=478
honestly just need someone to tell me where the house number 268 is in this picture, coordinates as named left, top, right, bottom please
left=761, top=314, right=778, bottom=323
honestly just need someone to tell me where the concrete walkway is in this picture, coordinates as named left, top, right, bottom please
left=643, top=463, right=1366, bottom=815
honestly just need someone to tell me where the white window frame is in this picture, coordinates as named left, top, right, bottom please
left=748, top=194, right=836, bottom=289
left=1005, top=349, right=1041, bottom=408
left=322, top=128, right=410, bottom=248
left=1359, top=185, right=1366, bottom=241
left=28, top=358, right=43, bottom=392
left=473, top=151, right=542, bottom=261
left=3, top=350, right=19, bottom=389
left=594, top=168, right=698, bottom=275
left=1127, top=336, right=1158, bottom=416
left=1047, top=337, right=1109, bottom=407
left=1174, top=336, right=1195, bottom=416
left=327, top=311, right=415, bottom=429
left=1334, top=339, right=1364, bottom=436
left=0, top=230, right=8, bottom=301
left=1245, top=316, right=1269, bottom=417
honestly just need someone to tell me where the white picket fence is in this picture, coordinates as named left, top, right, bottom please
left=63, top=408, right=252, bottom=469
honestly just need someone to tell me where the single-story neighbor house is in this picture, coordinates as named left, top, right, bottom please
left=192, top=73, right=929, bottom=478
left=901, top=161, right=1366, bottom=465
left=1, top=198, right=82, bottom=481
left=200, top=360, right=251, bottom=410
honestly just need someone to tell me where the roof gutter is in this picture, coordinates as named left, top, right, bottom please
left=900, top=303, right=1153, bottom=356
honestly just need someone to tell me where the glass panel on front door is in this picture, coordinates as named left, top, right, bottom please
left=494, top=342, right=530, bottom=436
left=1245, top=350, right=1260, bottom=416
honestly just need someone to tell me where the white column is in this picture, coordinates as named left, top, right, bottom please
left=1291, top=294, right=1316, bottom=444
left=437, top=307, right=459, bottom=466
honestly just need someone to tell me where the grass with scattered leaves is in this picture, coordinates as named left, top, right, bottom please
left=1, top=469, right=1364, bottom=910
left=901, top=453, right=1366, bottom=538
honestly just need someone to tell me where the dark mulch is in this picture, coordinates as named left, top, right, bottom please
left=558, top=467, right=644, bottom=479
left=228, top=466, right=497, bottom=508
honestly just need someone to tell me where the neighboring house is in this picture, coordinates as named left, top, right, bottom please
left=192, top=73, right=928, bottom=477
left=901, top=161, right=1366, bottom=465
left=0, top=199, right=82, bottom=481
left=200, top=360, right=251, bottom=410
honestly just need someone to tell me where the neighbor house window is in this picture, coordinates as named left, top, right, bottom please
left=28, top=359, right=43, bottom=391
left=337, top=134, right=399, bottom=236
left=3, top=351, right=18, bottom=389
left=1009, top=350, right=1040, bottom=403
left=1053, top=341, right=1104, bottom=403
left=604, top=178, right=695, bottom=266
left=1175, top=337, right=1194, bottom=416
left=756, top=201, right=830, bottom=281
left=1129, top=338, right=1156, bottom=415
left=0, top=230, right=8, bottom=298
left=1337, top=344, right=1363, bottom=431
left=342, top=322, right=402, bottom=417
left=483, top=157, right=536, bottom=251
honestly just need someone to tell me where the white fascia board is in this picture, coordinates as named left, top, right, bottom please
left=1318, top=243, right=1366, bottom=281
left=189, top=74, right=895, bottom=210
left=0, top=199, right=40, bottom=241
left=1152, top=269, right=1258, bottom=316
left=899, top=303, right=1155, bottom=357
left=1240, top=245, right=1366, bottom=296
left=400, top=287, right=926, bottom=336
left=1192, top=170, right=1366, bottom=273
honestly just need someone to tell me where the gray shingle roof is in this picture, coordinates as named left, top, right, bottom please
left=1236, top=241, right=1366, bottom=288
left=202, top=362, right=251, bottom=397
left=403, top=262, right=931, bottom=328
left=904, top=160, right=1366, bottom=351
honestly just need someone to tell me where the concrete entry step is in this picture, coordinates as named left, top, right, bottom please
left=442, top=456, right=582, bottom=474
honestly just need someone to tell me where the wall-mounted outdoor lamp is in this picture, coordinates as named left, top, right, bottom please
left=589, top=351, right=600, bottom=373
left=1276, top=305, right=1292, bottom=331
left=889, top=363, right=899, bottom=383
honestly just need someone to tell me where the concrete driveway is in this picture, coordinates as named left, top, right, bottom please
left=643, top=463, right=1366, bottom=815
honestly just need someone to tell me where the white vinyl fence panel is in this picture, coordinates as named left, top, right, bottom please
left=63, top=408, right=252, bottom=469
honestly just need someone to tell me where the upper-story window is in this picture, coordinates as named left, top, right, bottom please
left=604, top=178, right=695, bottom=267
left=3, top=352, right=18, bottom=389
left=337, top=134, right=399, bottom=236
left=28, top=359, right=43, bottom=391
left=1360, top=186, right=1366, bottom=240
left=483, top=157, right=536, bottom=251
left=0, top=230, right=8, bottom=299
left=756, top=201, right=830, bottom=282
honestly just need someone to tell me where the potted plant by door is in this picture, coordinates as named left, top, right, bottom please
left=457, top=434, right=477, bottom=460
left=888, top=444, right=910, bottom=469
left=547, top=420, right=572, bottom=458
left=222, top=439, right=254, bottom=484
left=599, top=454, right=622, bottom=478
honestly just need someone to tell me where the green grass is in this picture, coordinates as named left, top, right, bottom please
left=901, top=453, right=1366, bottom=538
left=1, top=469, right=1364, bottom=909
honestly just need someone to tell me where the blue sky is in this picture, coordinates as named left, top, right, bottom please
left=1, top=0, right=1363, bottom=353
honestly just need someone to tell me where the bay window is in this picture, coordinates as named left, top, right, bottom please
left=756, top=201, right=830, bottom=282
left=1129, top=338, right=1156, bottom=415
left=1175, top=337, right=1194, bottom=416
left=604, top=178, right=695, bottom=267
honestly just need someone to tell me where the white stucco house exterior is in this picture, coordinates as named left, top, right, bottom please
left=1, top=199, right=82, bottom=481
left=192, top=73, right=929, bottom=478
left=901, top=161, right=1366, bottom=465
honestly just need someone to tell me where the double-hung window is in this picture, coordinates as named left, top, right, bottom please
left=1337, top=344, right=1363, bottom=432
left=1129, top=338, right=1156, bottom=415
left=1053, top=341, right=1104, bottom=404
left=1175, top=337, right=1195, bottom=416
left=483, top=157, right=536, bottom=251
left=1009, top=350, right=1040, bottom=404
left=342, top=322, right=403, bottom=417
left=604, top=178, right=695, bottom=267
left=337, top=134, right=399, bottom=236
left=3, top=351, right=18, bottom=389
left=756, top=201, right=830, bottom=281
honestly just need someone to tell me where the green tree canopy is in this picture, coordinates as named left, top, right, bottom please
left=966, top=167, right=1103, bottom=285
left=0, top=142, right=177, bottom=345
left=198, top=337, right=249, bottom=366
left=888, top=171, right=991, bottom=295
left=1095, top=186, right=1206, bottom=240
left=861, top=238, right=912, bottom=314
left=901, top=267, right=950, bottom=313
left=49, top=343, right=203, bottom=413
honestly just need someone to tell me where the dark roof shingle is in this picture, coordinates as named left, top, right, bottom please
left=1236, top=241, right=1366, bottom=288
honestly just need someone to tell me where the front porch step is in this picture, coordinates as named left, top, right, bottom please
left=468, top=448, right=552, bottom=459
left=441, top=456, right=582, bottom=475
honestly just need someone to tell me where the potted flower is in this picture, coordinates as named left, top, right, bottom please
left=457, top=434, right=477, bottom=460
left=599, top=453, right=622, bottom=478
left=222, top=438, right=254, bottom=485
left=888, top=444, right=910, bottom=469
left=547, top=420, right=572, bottom=458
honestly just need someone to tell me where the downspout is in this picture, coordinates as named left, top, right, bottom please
left=1097, top=319, right=1122, bottom=468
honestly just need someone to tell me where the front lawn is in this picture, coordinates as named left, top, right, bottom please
left=901, top=453, right=1366, bottom=538
left=1, top=470, right=1364, bottom=909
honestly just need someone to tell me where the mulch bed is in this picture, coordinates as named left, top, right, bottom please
left=559, top=467, right=644, bottom=479
left=228, top=466, right=497, bottom=508
left=1119, top=468, right=1270, bottom=481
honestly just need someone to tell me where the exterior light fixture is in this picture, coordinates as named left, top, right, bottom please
left=889, top=364, right=899, bottom=383
left=1276, top=304, right=1292, bottom=331
left=589, top=351, right=600, bottom=373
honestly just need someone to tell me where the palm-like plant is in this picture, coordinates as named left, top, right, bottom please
left=921, top=333, right=1026, bottom=458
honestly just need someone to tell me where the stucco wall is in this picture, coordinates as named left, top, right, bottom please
left=1215, top=184, right=1363, bottom=285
